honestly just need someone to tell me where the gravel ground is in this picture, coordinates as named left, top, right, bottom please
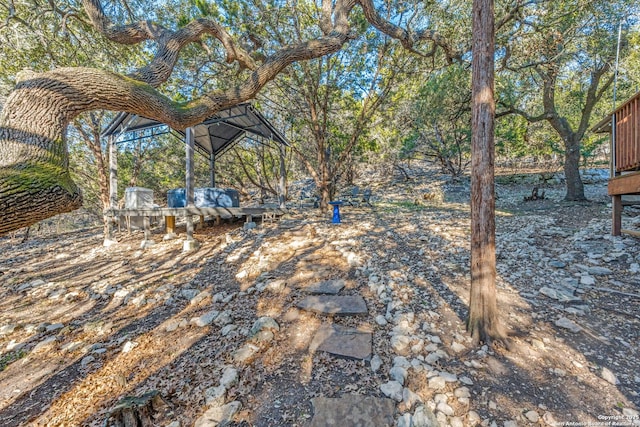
left=0, top=166, right=638, bottom=427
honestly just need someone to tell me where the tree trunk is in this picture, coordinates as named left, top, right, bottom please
left=76, top=114, right=111, bottom=236
left=563, top=137, right=586, bottom=201
left=0, top=73, right=86, bottom=235
left=0, top=68, right=174, bottom=235
left=467, top=0, right=506, bottom=346
left=128, top=144, right=143, bottom=188
left=318, top=146, right=331, bottom=212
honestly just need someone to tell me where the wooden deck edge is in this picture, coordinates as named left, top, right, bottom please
left=622, top=229, right=640, bottom=238
left=104, top=207, right=287, bottom=218
left=608, top=171, right=640, bottom=196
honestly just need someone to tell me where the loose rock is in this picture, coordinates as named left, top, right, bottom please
left=397, top=413, right=412, bottom=427
left=451, top=341, right=466, bottom=353
left=524, top=410, right=540, bottom=423
left=193, top=401, right=242, bottom=427
left=220, top=367, right=238, bottom=389
left=190, top=290, right=211, bottom=305
left=555, top=317, right=582, bottom=333
left=204, top=385, right=226, bottom=407
left=412, top=405, right=439, bottom=427
left=580, top=275, right=595, bottom=286
left=33, top=336, right=57, bottom=352
left=165, top=318, right=186, bottom=332
left=213, top=311, right=233, bottom=327
left=46, top=323, right=64, bottom=333
left=232, top=344, right=260, bottom=364
left=61, top=341, right=83, bottom=352
left=375, top=315, right=388, bottom=326
left=428, top=376, right=446, bottom=391
left=380, top=381, right=403, bottom=402
left=81, top=355, right=95, bottom=367
left=391, top=335, right=411, bottom=355
left=403, top=387, right=422, bottom=408
left=454, top=387, right=471, bottom=399
left=191, top=311, right=220, bottom=327
left=0, top=324, right=18, bottom=336
left=250, top=317, right=280, bottom=336
left=389, top=366, right=408, bottom=385
left=121, top=341, right=138, bottom=353
left=370, top=355, right=382, bottom=372
left=468, top=411, right=481, bottom=426
left=601, top=367, right=619, bottom=385
left=439, top=371, right=458, bottom=382
left=436, top=401, right=454, bottom=416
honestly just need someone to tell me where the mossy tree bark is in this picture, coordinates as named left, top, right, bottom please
left=467, top=0, right=507, bottom=346
left=0, top=69, right=198, bottom=235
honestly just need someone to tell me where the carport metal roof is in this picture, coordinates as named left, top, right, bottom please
left=102, top=103, right=289, bottom=157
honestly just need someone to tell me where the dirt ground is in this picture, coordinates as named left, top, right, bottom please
left=0, top=166, right=638, bottom=427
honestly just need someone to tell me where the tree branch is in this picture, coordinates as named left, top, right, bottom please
left=496, top=106, right=548, bottom=122
left=320, top=0, right=333, bottom=35
left=82, top=0, right=257, bottom=87
left=496, top=0, right=540, bottom=31
left=357, top=0, right=460, bottom=63
left=82, top=0, right=159, bottom=44
left=576, top=63, right=612, bottom=138
left=130, top=18, right=258, bottom=87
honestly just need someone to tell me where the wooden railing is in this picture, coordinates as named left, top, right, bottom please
left=614, top=91, right=640, bottom=172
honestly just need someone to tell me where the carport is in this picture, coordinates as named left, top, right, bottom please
left=102, top=103, right=289, bottom=250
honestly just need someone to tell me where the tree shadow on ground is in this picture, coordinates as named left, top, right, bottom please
left=0, top=205, right=637, bottom=426
left=366, top=206, right=638, bottom=423
left=0, top=224, right=235, bottom=425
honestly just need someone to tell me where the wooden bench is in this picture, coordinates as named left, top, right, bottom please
left=341, top=187, right=373, bottom=207
left=298, top=193, right=320, bottom=209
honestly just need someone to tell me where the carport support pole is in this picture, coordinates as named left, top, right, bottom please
left=104, top=135, right=118, bottom=246
left=210, top=153, right=216, bottom=188
left=184, top=127, right=199, bottom=251
left=610, top=113, right=622, bottom=236
left=612, top=195, right=622, bottom=236
left=278, top=142, right=286, bottom=209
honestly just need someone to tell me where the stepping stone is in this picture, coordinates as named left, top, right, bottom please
left=297, top=295, right=367, bottom=316
left=302, top=279, right=345, bottom=295
left=309, top=324, right=372, bottom=360
left=310, top=395, right=395, bottom=427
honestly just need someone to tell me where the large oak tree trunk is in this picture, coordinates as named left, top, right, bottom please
left=467, top=0, right=506, bottom=346
left=563, top=137, right=586, bottom=201
left=0, top=68, right=210, bottom=236
left=0, top=74, right=84, bottom=235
